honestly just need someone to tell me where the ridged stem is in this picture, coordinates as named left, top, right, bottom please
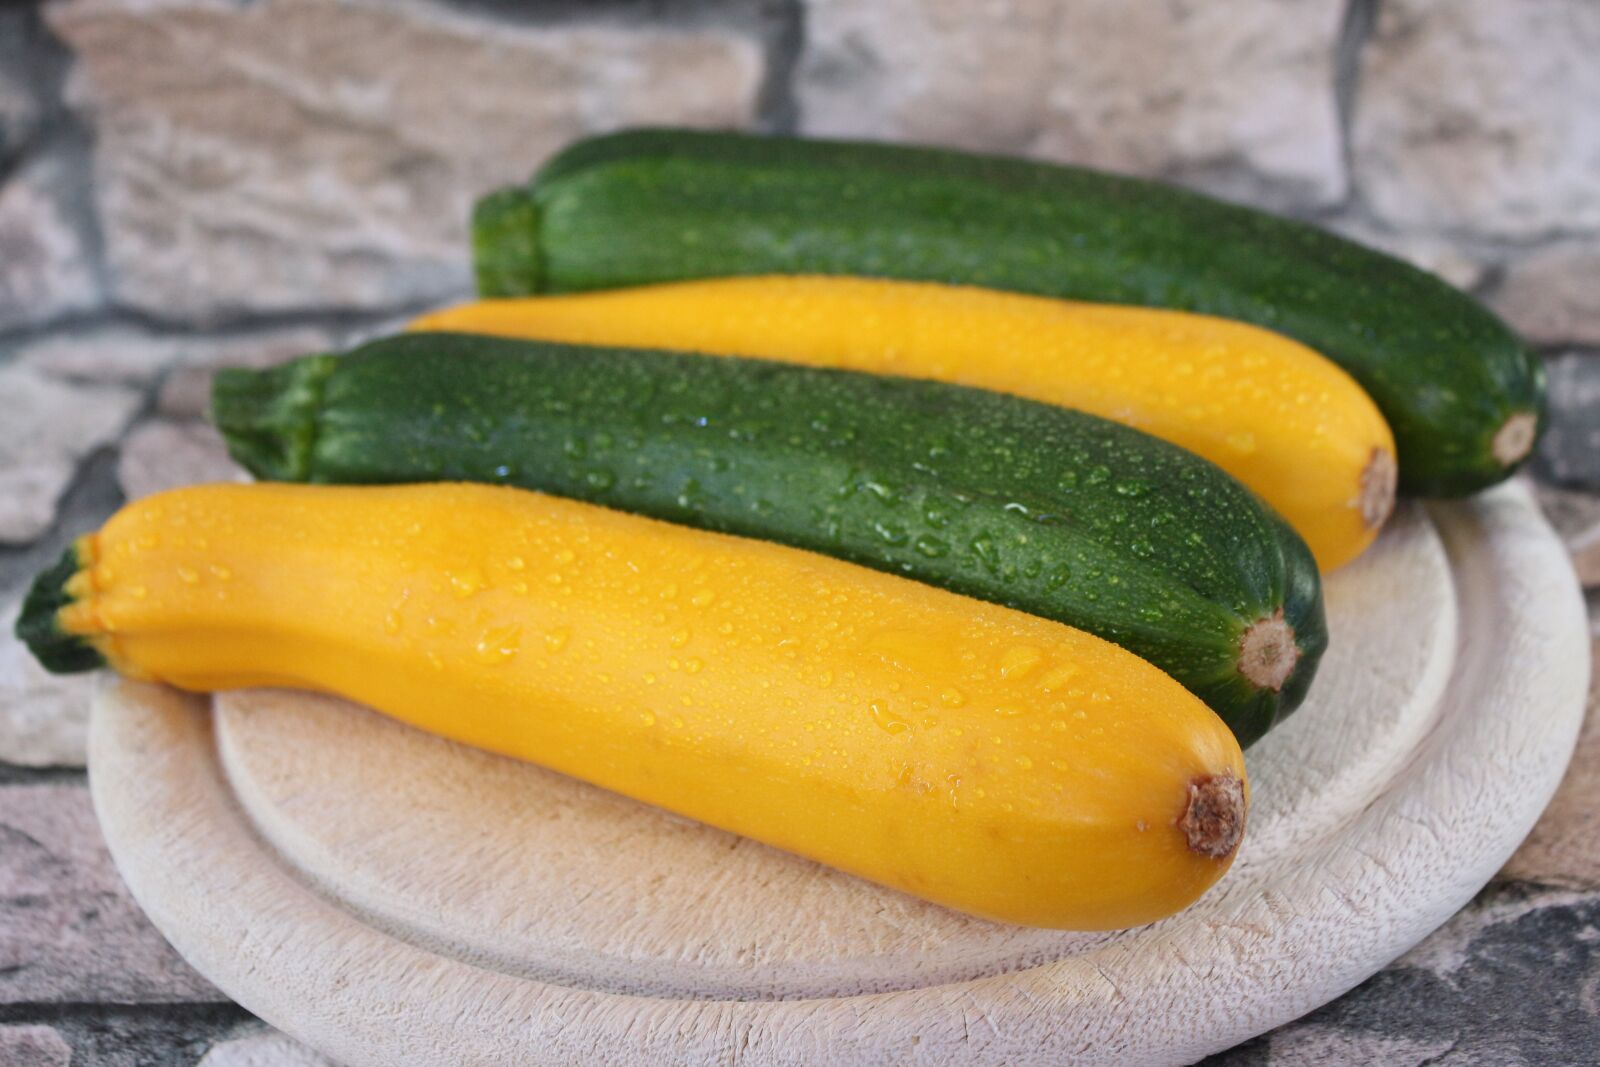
left=472, top=186, right=545, bottom=297
left=211, top=354, right=338, bottom=482
left=14, top=542, right=104, bottom=674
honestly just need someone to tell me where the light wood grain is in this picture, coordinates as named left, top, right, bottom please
left=87, top=483, right=1590, bottom=1066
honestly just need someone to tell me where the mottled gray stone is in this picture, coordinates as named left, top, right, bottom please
left=0, top=590, right=93, bottom=767
left=0, top=6, right=69, bottom=169
left=12, top=321, right=337, bottom=407
left=1534, top=355, right=1600, bottom=490
left=0, top=148, right=102, bottom=332
left=117, top=420, right=246, bottom=501
left=1354, top=0, right=1600, bottom=238
left=0, top=783, right=222, bottom=1003
left=0, top=449, right=125, bottom=607
left=1500, top=638, right=1600, bottom=888
left=49, top=0, right=762, bottom=324
left=14, top=323, right=194, bottom=387
left=0, top=10, right=48, bottom=161
left=798, top=0, right=1346, bottom=206
left=1492, top=242, right=1600, bottom=347
left=9, top=1005, right=255, bottom=1067
left=0, top=363, right=142, bottom=545
left=0, top=1025, right=72, bottom=1067
left=154, top=327, right=337, bottom=419
left=199, top=1026, right=337, bottom=1067
left=1322, top=215, right=1489, bottom=292
left=1534, top=484, right=1600, bottom=589
left=1260, top=1028, right=1455, bottom=1065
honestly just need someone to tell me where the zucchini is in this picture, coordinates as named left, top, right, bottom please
left=474, top=128, right=1544, bottom=497
left=17, top=481, right=1248, bottom=929
left=212, top=333, right=1326, bottom=746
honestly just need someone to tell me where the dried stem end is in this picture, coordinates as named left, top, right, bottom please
left=1179, top=774, right=1247, bottom=859
left=1237, top=611, right=1298, bottom=692
left=1492, top=411, right=1539, bottom=468
left=1360, top=448, right=1398, bottom=530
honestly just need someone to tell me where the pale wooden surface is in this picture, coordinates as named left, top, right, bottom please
left=87, top=483, right=1590, bottom=1066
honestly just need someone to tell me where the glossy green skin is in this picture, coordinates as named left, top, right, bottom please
left=474, top=128, right=1545, bottom=497
left=214, top=334, right=1327, bottom=746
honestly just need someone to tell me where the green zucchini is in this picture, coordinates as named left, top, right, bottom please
left=473, top=128, right=1544, bottom=498
left=213, top=333, right=1326, bottom=746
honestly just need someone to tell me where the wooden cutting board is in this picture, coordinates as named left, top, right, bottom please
left=86, top=483, right=1589, bottom=1066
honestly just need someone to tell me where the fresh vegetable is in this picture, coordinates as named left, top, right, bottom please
left=473, top=128, right=1543, bottom=497
left=17, top=481, right=1249, bottom=929
left=212, top=334, right=1326, bottom=746
left=414, top=276, right=1396, bottom=570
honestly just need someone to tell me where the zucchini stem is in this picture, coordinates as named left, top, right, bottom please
left=1179, top=774, right=1246, bottom=859
left=1237, top=611, right=1298, bottom=693
left=472, top=187, right=545, bottom=297
left=14, top=542, right=104, bottom=674
left=1360, top=448, right=1398, bottom=530
left=1492, top=411, right=1539, bottom=468
left=211, top=354, right=338, bottom=481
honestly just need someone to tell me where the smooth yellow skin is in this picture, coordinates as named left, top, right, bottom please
left=414, top=276, right=1397, bottom=570
left=61, top=482, right=1246, bottom=930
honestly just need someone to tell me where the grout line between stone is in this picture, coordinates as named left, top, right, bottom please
left=0, top=297, right=444, bottom=357
left=0, top=1002, right=249, bottom=1015
left=0, top=764, right=89, bottom=785
left=0, top=447, right=125, bottom=600
left=1333, top=0, right=1378, bottom=194
left=755, top=0, right=803, bottom=134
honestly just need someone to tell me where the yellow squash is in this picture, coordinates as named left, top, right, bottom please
left=414, top=276, right=1397, bottom=570
left=46, top=482, right=1245, bottom=929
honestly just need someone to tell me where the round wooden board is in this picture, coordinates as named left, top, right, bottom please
left=88, top=483, right=1590, bottom=1067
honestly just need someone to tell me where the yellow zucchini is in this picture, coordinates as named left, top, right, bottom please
left=413, top=276, right=1397, bottom=570
left=26, top=481, right=1246, bottom=929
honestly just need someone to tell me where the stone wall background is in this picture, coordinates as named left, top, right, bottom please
left=1, top=1, right=1597, bottom=1064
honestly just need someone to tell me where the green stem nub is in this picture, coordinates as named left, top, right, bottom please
left=15, top=545, right=104, bottom=674
left=211, top=353, right=338, bottom=482
left=472, top=186, right=545, bottom=298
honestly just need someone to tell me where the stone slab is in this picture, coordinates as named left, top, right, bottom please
left=0, top=783, right=221, bottom=1003
left=0, top=590, right=93, bottom=768
left=1353, top=0, right=1600, bottom=237
left=0, top=1025, right=72, bottom=1067
left=0, top=149, right=101, bottom=332
left=49, top=0, right=763, bottom=324
left=1534, top=355, right=1600, bottom=491
left=117, top=420, right=247, bottom=502
left=0, top=363, right=141, bottom=546
left=1492, top=242, right=1600, bottom=347
left=799, top=0, right=1346, bottom=207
